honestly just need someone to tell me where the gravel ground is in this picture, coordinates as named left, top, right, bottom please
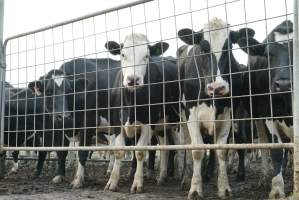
left=0, top=154, right=295, bottom=200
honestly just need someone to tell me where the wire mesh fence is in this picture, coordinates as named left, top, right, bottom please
left=0, top=0, right=298, bottom=198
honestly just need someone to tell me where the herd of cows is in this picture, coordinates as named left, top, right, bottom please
left=1, top=17, right=294, bottom=199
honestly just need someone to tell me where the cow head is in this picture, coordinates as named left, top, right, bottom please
left=28, top=69, right=87, bottom=122
left=202, top=18, right=255, bottom=97
left=105, top=33, right=169, bottom=90
left=178, top=18, right=255, bottom=97
left=238, top=20, right=293, bottom=92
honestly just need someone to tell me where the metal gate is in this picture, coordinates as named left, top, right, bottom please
left=0, top=0, right=298, bottom=196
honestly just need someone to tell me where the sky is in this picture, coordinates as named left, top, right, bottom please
left=3, top=0, right=294, bottom=86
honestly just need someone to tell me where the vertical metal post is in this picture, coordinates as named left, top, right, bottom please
left=293, top=0, right=299, bottom=196
left=0, top=0, right=5, bottom=179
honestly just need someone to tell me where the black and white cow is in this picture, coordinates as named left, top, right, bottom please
left=177, top=17, right=255, bottom=199
left=104, top=33, right=182, bottom=193
left=237, top=20, right=293, bottom=199
left=26, top=69, right=86, bottom=182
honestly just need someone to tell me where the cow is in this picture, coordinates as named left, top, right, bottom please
left=177, top=17, right=255, bottom=199
left=237, top=20, right=293, bottom=199
left=104, top=33, right=182, bottom=193
left=26, top=69, right=86, bottom=182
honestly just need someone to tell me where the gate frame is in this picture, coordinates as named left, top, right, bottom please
left=0, top=0, right=298, bottom=195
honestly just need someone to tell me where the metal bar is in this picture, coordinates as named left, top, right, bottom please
left=3, top=0, right=155, bottom=48
left=0, top=0, right=5, bottom=179
left=0, top=143, right=294, bottom=151
left=293, top=0, right=299, bottom=196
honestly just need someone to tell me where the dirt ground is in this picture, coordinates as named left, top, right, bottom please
left=0, top=155, right=295, bottom=200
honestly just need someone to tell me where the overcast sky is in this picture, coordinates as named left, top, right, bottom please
left=3, top=0, right=294, bottom=86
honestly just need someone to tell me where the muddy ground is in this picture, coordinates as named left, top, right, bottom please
left=0, top=154, right=295, bottom=200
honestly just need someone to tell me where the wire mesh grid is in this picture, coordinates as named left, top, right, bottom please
left=1, top=0, right=295, bottom=152
left=0, top=0, right=298, bottom=198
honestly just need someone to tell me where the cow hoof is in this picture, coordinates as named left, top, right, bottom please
left=181, top=176, right=191, bottom=191
left=269, top=174, right=285, bottom=199
left=130, top=185, right=143, bottom=194
left=70, top=177, right=84, bottom=189
left=156, top=175, right=167, bottom=185
left=218, top=187, right=232, bottom=199
left=52, top=175, right=64, bottom=184
left=188, top=190, right=203, bottom=200
left=104, top=179, right=119, bottom=192
left=130, top=180, right=143, bottom=193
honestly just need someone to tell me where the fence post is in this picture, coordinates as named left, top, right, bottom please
left=0, top=0, right=5, bottom=179
left=293, top=0, right=299, bottom=196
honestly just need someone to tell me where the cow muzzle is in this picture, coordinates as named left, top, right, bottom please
left=274, top=79, right=291, bottom=92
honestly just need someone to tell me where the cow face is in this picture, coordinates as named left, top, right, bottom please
left=268, top=42, right=293, bottom=92
left=201, top=18, right=255, bottom=97
left=28, top=69, right=86, bottom=122
left=237, top=20, right=293, bottom=93
left=105, top=34, right=169, bottom=90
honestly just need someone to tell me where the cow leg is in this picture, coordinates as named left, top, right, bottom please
left=127, top=153, right=137, bottom=179
left=34, top=151, right=47, bottom=178
left=172, top=127, right=185, bottom=180
left=105, top=132, right=125, bottom=192
left=187, top=107, right=204, bottom=200
left=106, top=135, right=115, bottom=176
left=130, top=125, right=152, bottom=193
left=269, top=148, right=285, bottom=199
left=255, top=120, right=272, bottom=186
left=145, top=136, right=157, bottom=178
left=9, top=151, right=19, bottom=174
left=67, top=139, right=78, bottom=169
left=265, top=120, right=285, bottom=199
left=216, top=108, right=232, bottom=199
left=236, top=149, right=245, bottom=181
left=156, top=135, right=169, bottom=185
left=204, top=149, right=215, bottom=182
left=52, top=151, right=68, bottom=184
left=70, top=133, right=93, bottom=188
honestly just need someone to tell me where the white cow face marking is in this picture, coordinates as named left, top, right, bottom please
left=121, top=34, right=150, bottom=90
left=52, top=74, right=64, bottom=87
left=274, top=32, right=293, bottom=44
left=203, top=18, right=230, bottom=97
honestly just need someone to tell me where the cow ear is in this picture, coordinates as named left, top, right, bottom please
left=230, top=28, right=255, bottom=44
left=237, top=37, right=266, bottom=56
left=105, top=41, right=122, bottom=55
left=71, top=78, right=88, bottom=92
left=149, top=42, right=169, bottom=56
left=178, top=28, right=203, bottom=45
left=28, top=81, right=43, bottom=96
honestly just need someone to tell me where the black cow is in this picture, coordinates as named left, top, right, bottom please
left=104, top=33, right=182, bottom=193
left=237, top=20, right=293, bottom=199
left=177, top=17, right=255, bottom=199
left=26, top=69, right=85, bottom=183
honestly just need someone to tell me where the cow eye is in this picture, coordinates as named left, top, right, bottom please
left=121, top=53, right=125, bottom=58
left=144, top=55, right=149, bottom=60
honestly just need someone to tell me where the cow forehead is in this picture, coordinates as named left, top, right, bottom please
left=51, top=74, right=64, bottom=87
left=122, top=34, right=149, bottom=57
left=203, top=18, right=229, bottom=64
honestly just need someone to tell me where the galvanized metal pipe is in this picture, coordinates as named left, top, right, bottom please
left=0, top=0, right=5, bottom=179
left=0, top=143, right=294, bottom=151
left=293, top=0, right=299, bottom=196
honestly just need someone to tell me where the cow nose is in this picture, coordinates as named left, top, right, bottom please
left=207, top=84, right=226, bottom=96
left=127, top=76, right=140, bottom=86
left=274, top=80, right=291, bottom=92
